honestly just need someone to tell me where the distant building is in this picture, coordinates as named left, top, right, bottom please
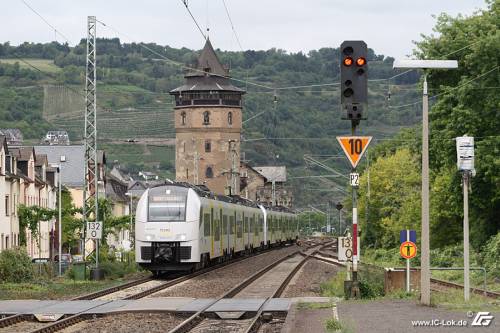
left=138, top=171, right=159, bottom=181
left=42, top=131, right=70, bottom=145
left=241, top=165, right=293, bottom=208
left=0, top=129, right=23, bottom=146
left=170, top=38, right=245, bottom=195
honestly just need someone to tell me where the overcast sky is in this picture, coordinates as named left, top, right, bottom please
left=3, top=0, right=487, bottom=58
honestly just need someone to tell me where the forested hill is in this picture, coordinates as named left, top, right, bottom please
left=0, top=38, right=420, bottom=206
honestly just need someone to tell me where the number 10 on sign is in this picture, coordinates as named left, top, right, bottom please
left=337, top=136, right=372, bottom=168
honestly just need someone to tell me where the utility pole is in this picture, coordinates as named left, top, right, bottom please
left=58, top=165, right=62, bottom=276
left=83, top=15, right=101, bottom=280
left=194, top=150, right=199, bottom=185
left=393, top=59, right=458, bottom=305
left=456, top=135, right=475, bottom=301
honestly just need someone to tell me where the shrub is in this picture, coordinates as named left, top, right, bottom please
left=0, top=248, right=34, bottom=283
left=482, top=232, right=500, bottom=277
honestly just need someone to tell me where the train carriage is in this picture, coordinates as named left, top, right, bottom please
left=136, top=183, right=298, bottom=274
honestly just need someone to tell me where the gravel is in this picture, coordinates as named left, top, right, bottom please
left=60, top=313, right=186, bottom=333
left=282, top=259, right=340, bottom=297
left=0, top=320, right=47, bottom=333
left=150, top=245, right=300, bottom=298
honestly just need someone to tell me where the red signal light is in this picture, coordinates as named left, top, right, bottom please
left=343, top=57, right=353, bottom=66
left=356, top=57, right=366, bottom=66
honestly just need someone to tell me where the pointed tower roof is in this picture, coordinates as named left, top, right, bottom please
left=170, top=38, right=245, bottom=94
left=192, top=38, right=228, bottom=77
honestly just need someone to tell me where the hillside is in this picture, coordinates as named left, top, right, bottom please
left=0, top=40, right=420, bottom=206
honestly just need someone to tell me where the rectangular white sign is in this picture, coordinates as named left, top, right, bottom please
left=350, top=173, right=360, bottom=187
left=338, top=236, right=360, bottom=262
left=86, top=221, right=102, bottom=239
left=456, top=136, right=474, bottom=171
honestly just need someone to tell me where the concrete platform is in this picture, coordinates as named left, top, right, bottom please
left=0, top=300, right=59, bottom=315
left=0, top=298, right=293, bottom=316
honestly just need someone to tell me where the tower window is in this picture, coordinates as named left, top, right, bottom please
left=228, top=112, right=233, bottom=125
left=206, top=167, right=214, bottom=178
left=203, top=111, right=210, bottom=125
left=181, top=111, right=186, bottom=125
left=205, top=140, right=211, bottom=152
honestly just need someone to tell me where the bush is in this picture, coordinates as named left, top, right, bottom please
left=0, top=248, right=34, bottom=283
left=99, top=261, right=139, bottom=279
left=482, top=232, right=500, bottom=277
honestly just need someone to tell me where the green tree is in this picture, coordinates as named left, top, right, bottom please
left=358, top=148, right=421, bottom=249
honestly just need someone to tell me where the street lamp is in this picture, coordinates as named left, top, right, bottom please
left=393, top=59, right=458, bottom=306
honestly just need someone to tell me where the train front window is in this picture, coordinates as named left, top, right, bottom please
left=148, top=187, right=188, bottom=222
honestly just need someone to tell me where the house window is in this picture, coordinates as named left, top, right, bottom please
left=181, top=111, right=186, bottom=125
left=228, top=112, right=233, bottom=125
left=203, top=111, right=210, bottom=125
left=5, top=195, right=9, bottom=216
left=205, top=140, right=211, bottom=152
left=206, top=166, right=214, bottom=178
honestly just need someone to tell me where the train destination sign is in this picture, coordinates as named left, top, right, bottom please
left=400, top=241, right=417, bottom=259
left=337, top=136, right=373, bottom=168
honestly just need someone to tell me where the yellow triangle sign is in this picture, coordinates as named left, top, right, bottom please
left=337, top=136, right=373, bottom=168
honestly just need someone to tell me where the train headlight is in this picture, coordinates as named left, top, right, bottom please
left=176, top=233, right=187, bottom=241
left=146, top=234, right=155, bottom=241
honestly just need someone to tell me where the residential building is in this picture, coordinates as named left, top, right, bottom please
left=0, top=129, right=23, bottom=146
left=241, top=165, right=293, bottom=208
left=0, top=140, right=58, bottom=259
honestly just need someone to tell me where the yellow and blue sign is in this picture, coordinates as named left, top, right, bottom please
left=400, top=230, right=416, bottom=244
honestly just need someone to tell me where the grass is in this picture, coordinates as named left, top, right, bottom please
left=0, top=58, right=61, bottom=73
left=431, top=288, right=500, bottom=312
left=0, top=278, right=123, bottom=300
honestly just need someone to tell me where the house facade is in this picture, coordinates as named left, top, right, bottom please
left=0, top=139, right=58, bottom=259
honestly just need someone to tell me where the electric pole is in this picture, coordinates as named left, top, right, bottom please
left=83, top=15, right=101, bottom=280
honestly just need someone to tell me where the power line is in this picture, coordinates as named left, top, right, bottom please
left=20, top=0, right=72, bottom=43
left=221, top=0, right=243, bottom=52
left=180, top=0, right=207, bottom=40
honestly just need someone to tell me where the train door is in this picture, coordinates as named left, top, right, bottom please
left=214, top=208, right=221, bottom=258
left=202, top=207, right=210, bottom=255
left=229, top=212, right=235, bottom=255
left=223, top=212, right=229, bottom=257
left=236, top=211, right=243, bottom=252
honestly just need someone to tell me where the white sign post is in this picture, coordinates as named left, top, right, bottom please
left=86, top=221, right=103, bottom=239
left=456, top=135, right=474, bottom=301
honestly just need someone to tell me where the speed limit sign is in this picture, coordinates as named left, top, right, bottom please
left=86, top=221, right=103, bottom=239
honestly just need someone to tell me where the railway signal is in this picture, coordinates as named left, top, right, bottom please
left=340, top=40, right=368, bottom=121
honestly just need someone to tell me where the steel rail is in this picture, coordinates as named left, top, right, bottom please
left=25, top=242, right=306, bottom=333
left=169, top=240, right=330, bottom=333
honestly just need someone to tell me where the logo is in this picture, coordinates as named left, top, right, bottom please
left=471, top=312, right=494, bottom=327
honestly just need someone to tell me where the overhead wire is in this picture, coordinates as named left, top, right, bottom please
left=180, top=0, right=207, bottom=40
left=20, top=0, right=72, bottom=43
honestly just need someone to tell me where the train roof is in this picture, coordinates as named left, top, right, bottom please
left=149, top=181, right=295, bottom=214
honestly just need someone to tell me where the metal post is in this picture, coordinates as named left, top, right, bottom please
left=58, top=166, right=62, bottom=276
left=463, top=172, right=470, bottom=301
left=129, top=195, right=133, bottom=241
left=271, top=180, right=276, bottom=206
left=421, top=75, right=431, bottom=305
left=84, top=15, right=100, bottom=278
left=406, top=229, right=410, bottom=292
left=350, top=125, right=360, bottom=298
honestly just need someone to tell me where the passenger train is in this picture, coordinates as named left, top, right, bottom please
left=135, top=183, right=298, bottom=274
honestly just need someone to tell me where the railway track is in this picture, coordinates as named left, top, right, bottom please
left=0, top=240, right=329, bottom=333
left=168, top=244, right=323, bottom=333
left=313, top=250, right=500, bottom=300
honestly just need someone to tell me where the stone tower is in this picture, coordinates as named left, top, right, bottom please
left=170, top=39, right=245, bottom=195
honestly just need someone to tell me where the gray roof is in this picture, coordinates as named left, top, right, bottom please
left=188, top=38, right=228, bottom=77
left=170, top=39, right=245, bottom=95
left=33, top=145, right=85, bottom=187
left=254, top=166, right=287, bottom=182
